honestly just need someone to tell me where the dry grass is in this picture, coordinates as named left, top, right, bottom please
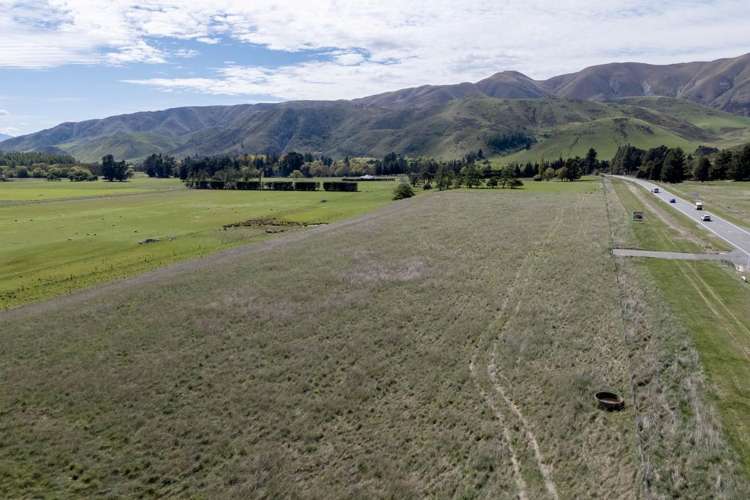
left=0, top=183, right=746, bottom=497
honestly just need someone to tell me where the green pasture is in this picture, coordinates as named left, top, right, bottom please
left=0, top=175, right=182, bottom=203
left=0, top=177, right=398, bottom=308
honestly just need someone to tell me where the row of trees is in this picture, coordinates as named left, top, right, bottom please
left=139, top=146, right=605, bottom=190
left=0, top=151, right=76, bottom=167
left=0, top=163, right=97, bottom=181
left=610, top=144, right=750, bottom=182
left=169, top=150, right=495, bottom=184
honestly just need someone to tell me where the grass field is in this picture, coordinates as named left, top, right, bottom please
left=610, top=177, right=750, bottom=480
left=0, top=177, right=599, bottom=310
left=0, top=175, right=182, bottom=203
left=0, top=177, right=399, bottom=309
left=657, top=180, right=750, bottom=231
left=1, top=180, right=746, bottom=497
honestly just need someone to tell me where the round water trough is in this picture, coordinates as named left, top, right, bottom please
left=595, top=391, right=625, bottom=411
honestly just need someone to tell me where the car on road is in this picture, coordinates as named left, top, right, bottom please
left=652, top=187, right=660, bottom=193
left=701, top=214, right=712, bottom=222
left=669, top=198, right=676, bottom=203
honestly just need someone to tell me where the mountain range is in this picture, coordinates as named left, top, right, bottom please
left=0, top=133, right=12, bottom=142
left=3, top=53, right=750, bottom=163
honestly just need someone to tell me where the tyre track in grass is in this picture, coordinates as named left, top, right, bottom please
left=470, top=197, right=568, bottom=500
left=485, top=194, right=589, bottom=500
left=488, top=193, right=591, bottom=499
left=469, top=223, right=542, bottom=499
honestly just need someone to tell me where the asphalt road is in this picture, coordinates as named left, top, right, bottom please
left=612, top=175, right=750, bottom=262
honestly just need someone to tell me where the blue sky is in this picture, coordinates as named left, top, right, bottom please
left=1, top=0, right=749, bottom=136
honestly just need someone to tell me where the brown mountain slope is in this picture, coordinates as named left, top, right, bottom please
left=357, top=53, right=750, bottom=115
left=542, top=53, right=750, bottom=115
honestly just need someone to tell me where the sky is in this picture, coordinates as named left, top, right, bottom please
left=1, top=0, right=749, bottom=136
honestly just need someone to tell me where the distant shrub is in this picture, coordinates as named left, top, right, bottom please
left=68, top=166, right=97, bottom=182
left=486, top=177, right=498, bottom=188
left=423, top=182, right=432, bottom=190
left=393, top=183, right=415, bottom=200
left=533, top=174, right=542, bottom=182
left=46, top=167, right=65, bottom=181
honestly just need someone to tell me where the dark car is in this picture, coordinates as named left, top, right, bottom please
left=669, top=198, right=676, bottom=203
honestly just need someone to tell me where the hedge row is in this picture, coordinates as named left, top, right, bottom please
left=187, top=180, right=358, bottom=192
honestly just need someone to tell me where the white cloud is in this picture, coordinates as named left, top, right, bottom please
left=1, top=0, right=750, bottom=101
left=333, top=52, right=366, bottom=66
left=106, top=40, right=166, bottom=65
left=173, top=48, right=199, bottom=59
left=0, top=109, right=9, bottom=116
left=196, top=37, right=220, bottom=45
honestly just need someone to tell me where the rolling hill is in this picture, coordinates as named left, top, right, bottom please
left=2, top=53, right=750, bottom=162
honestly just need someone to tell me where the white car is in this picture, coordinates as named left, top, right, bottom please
left=701, top=214, right=712, bottom=222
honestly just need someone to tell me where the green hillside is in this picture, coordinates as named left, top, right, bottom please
left=497, top=97, right=750, bottom=164
left=500, top=117, right=699, bottom=164
left=3, top=96, right=749, bottom=163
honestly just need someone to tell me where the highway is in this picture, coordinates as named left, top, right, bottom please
left=612, top=175, right=750, bottom=262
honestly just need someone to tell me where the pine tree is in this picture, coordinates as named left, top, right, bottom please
left=661, top=148, right=685, bottom=183
left=692, top=156, right=710, bottom=182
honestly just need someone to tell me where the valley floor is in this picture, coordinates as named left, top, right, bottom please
left=1, top=180, right=747, bottom=497
left=0, top=177, right=397, bottom=309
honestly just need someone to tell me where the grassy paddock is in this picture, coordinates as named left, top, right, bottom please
left=610, top=178, right=750, bottom=478
left=0, top=177, right=398, bottom=309
left=1, top=181, right=745, bottom=497
left=0, top=175, right=182, bottom=203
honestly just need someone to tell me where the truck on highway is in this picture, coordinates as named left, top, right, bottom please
left=696, top=201, right=704, bottom=210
